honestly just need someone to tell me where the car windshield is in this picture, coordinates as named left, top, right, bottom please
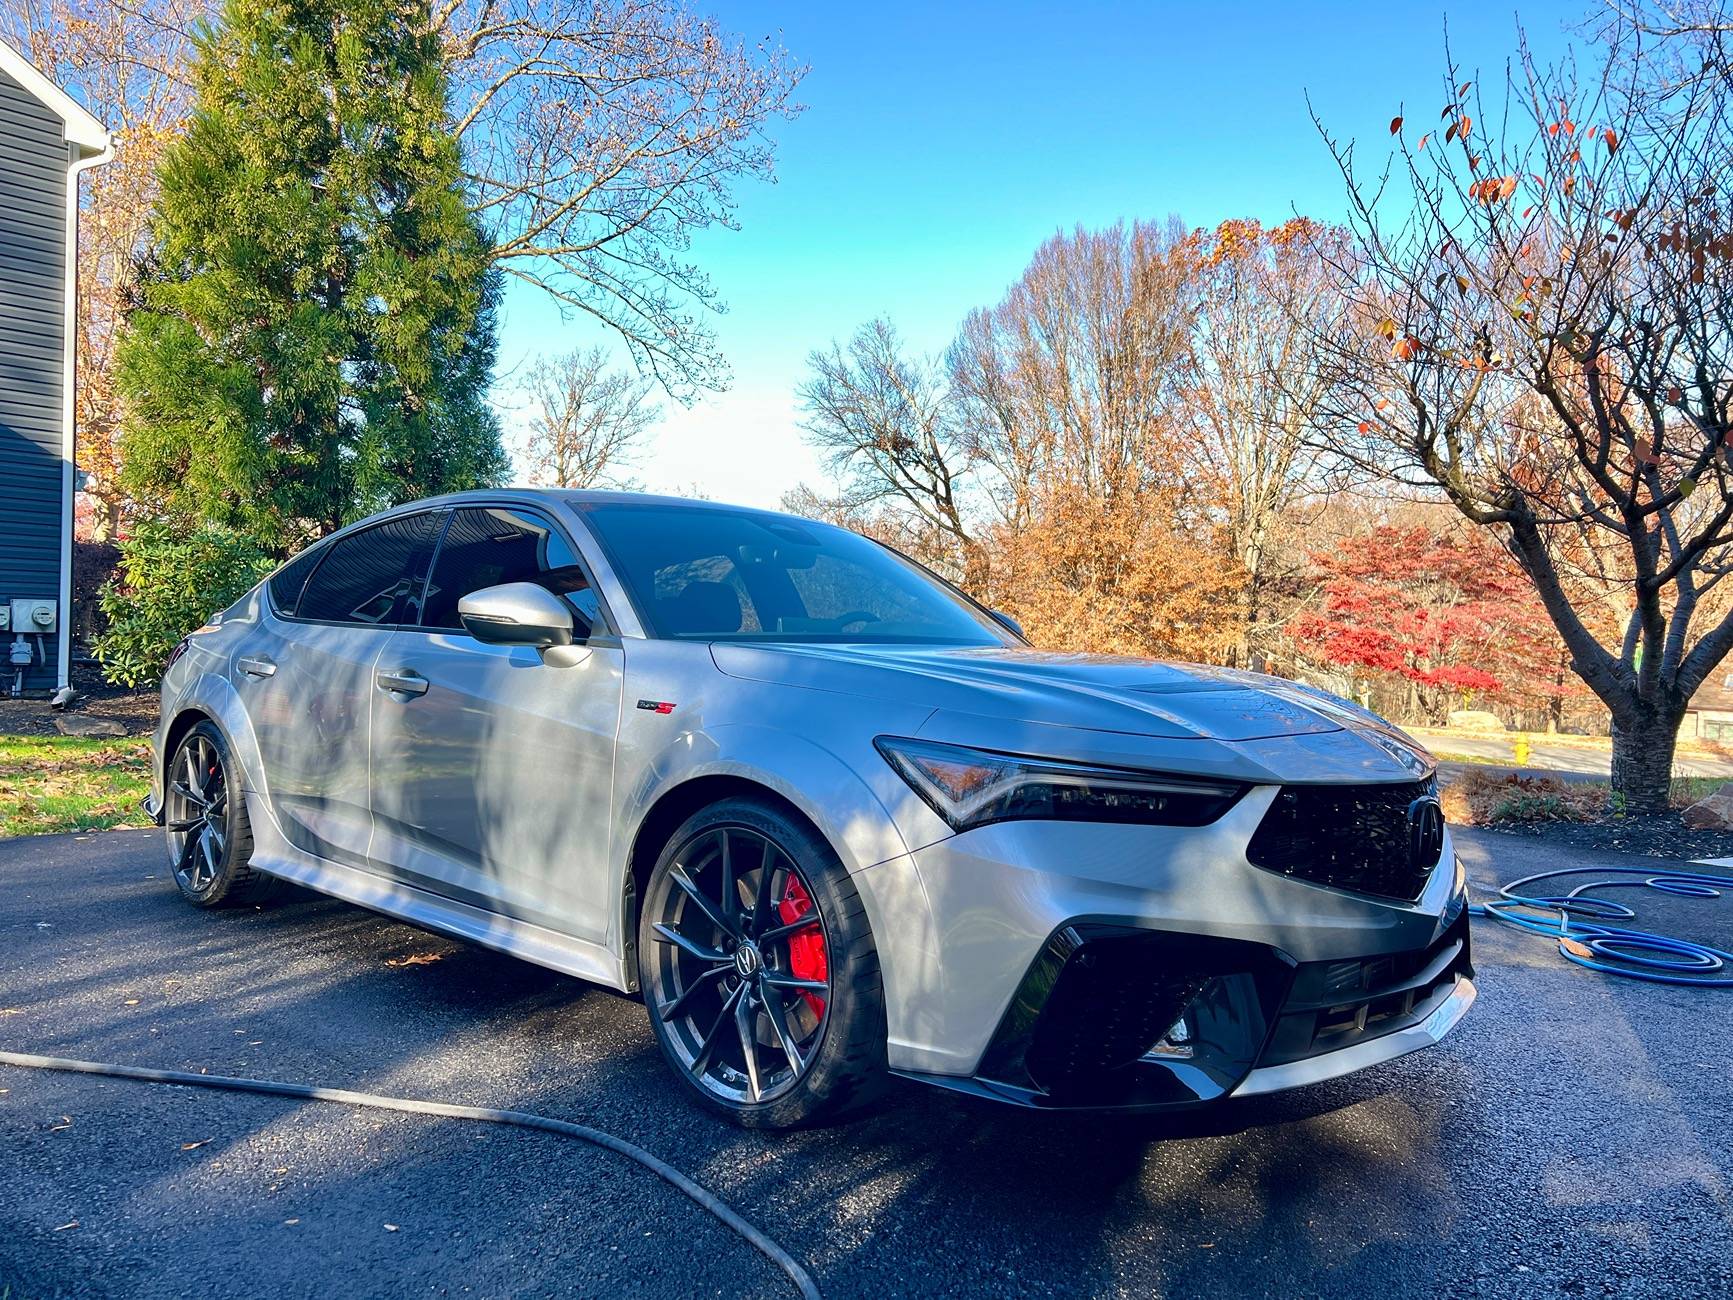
left=581, top=502, right=1014, bottom=645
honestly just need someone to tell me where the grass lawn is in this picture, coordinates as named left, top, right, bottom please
left=0, top=734, right=153, bottom=838
left=1429, top=749, right=1517, bottom=767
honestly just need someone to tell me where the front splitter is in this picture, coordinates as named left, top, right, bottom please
left=1230, top=975, right=1477, bottom=1098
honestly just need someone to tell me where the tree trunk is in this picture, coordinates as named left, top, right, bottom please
left=1608, top=706, right=1683, bottom=814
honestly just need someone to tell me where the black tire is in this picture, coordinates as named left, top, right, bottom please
left=638, top=797, right=887, bottom=1128
left=163, top=720, right=274, bottom=908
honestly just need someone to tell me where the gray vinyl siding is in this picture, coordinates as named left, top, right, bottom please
left=0, top=63, right=69, bottom=693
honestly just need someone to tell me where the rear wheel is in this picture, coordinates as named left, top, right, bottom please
left=639, top=798, right=886, bottom=1128
left=164, top=720, right=273, bottom=908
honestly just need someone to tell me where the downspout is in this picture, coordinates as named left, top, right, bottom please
left=57, top=135, right=114, bottom=694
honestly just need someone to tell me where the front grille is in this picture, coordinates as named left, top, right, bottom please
left=1246, top=778, right=1440, bottom=902
left=1259, top=910, right=1472, bottom=1067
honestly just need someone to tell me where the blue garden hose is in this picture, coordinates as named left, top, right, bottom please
left=1468, top=866, right=1733, bottom=986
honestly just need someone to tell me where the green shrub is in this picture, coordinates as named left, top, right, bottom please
left=1489, top=790, right=1571, bottom=822
left=94, top=521, right=275, bottom=687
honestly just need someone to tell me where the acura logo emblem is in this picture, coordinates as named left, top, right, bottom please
left=1408, top=796, right=1444, bottom=872
left=733, top=942, right=762, bottom=980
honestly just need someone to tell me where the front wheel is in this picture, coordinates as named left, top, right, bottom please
left=164, top=720, right=274, bottom=908
left=639, top=798, right=887, bottom=1128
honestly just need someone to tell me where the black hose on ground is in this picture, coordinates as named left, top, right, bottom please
left=0, top=1049, right=822, bottom=1300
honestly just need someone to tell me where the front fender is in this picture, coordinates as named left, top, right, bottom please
left=622, top=722, right=914, bottom=877
left=619, top=719, right=947, bottom=1027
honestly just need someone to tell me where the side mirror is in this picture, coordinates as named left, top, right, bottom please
left=990, top=609, right=1025, bottom=640
left=458, top=583, right=580, bottom=662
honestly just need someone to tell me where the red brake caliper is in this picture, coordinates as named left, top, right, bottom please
left=777, top=875, right=827, bottom=1018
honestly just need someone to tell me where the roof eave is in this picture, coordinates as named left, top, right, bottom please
left=0, top=35, right=112, bottom=159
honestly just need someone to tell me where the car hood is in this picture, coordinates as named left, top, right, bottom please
left=709, top=643, right=1421, bottom=747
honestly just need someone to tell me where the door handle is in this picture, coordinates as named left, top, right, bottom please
left=376, top=668, right=429, bottom=697
left=236, top=656, right=277, bottom=679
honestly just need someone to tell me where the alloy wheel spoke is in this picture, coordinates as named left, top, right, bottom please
left=751, top=840, right=778, bottom=933
left=651, top=922, right=728, bottom=965
left=734, top=987, right=763, bottom=1102
left=657, top=964, right=728, bottom=1023
left=757, top=913, right=820, bottom=946
left=690, top=982, right=746, bottom=1078
left=175, top=823, right=202, bottom=878
left=198, top=827, right=218, bottom=885
left=172, top=781, right=208, bottom=811
left=182, top=748, right=202, bottom=803
left=670, top=864, right=737, bottom=941
left=719, top=832, right=738, bottom=925
left=199, top=740, right=221, bottom=800
left=760, top=986, right=807, bottom=1074
left=761, top=972, right=827, bottom=994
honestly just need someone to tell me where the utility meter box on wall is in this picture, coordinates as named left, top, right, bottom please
left=9, top=599, right=57, bottom=635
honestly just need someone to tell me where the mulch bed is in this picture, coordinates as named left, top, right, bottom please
left=0, top=661, right=159, bottom=738
left=1482, top=813, right=1733, bottom=861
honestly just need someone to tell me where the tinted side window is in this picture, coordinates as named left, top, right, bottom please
left=267, top=544, right=326, bottom=616
left=421, top=507, right=601, bottom=634
left=296, top=513, right=441, bottom=626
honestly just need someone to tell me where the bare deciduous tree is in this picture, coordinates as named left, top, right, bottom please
left=515, top=346, right=658, bottom=488
left=1313, top=7, right=1733, bottom=809
left=948, top=220, right=1197, bottom=528
left=795, top=319, right=973, bottom=569
left=1180, top=217, right=1346, bottom=667
left=435, top=0, right=804, bottom=397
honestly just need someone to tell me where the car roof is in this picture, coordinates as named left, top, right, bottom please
left=376, top=487, right=793, bottom=517
left=279, top=489, right=839, bottom=563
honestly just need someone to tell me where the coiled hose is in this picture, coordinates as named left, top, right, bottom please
left=0, top=1050, right=821, bottom=1300
left=1469, top=865, right=1733, bottom=986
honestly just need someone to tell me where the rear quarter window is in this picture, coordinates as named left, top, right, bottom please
left=294, top=513, right=441, bottom=625
left=266, top=545, right=326, bottom=616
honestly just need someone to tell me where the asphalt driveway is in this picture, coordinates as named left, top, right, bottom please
left=2, top=828, right=1730, bottom=1298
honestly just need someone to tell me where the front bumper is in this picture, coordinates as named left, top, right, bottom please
left=896, top=907, right=1473, bottom=1111
left=854, top=789, right=1475, bottom=1110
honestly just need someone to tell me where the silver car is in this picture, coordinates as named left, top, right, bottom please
left=147, top=489, right=1474, bottom=1127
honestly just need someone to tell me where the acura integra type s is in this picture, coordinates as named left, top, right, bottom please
left=146, top=490, right=1474, bottom=1127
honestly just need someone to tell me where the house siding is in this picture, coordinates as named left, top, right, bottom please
left=0, top=63, right=69, bottom=693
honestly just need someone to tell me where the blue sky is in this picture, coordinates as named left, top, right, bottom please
left=494, top=1, right=1588, bottom=508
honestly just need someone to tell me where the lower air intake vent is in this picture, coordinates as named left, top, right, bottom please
left=1246, top=778, right=1441, bottom=902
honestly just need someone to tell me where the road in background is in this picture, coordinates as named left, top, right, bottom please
left=2, top=829, right=1730, bottom=1298
left=1415, top=732, right=1733, bottom=781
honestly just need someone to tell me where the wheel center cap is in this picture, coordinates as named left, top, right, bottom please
left=733, top=941, right=762, bottom=980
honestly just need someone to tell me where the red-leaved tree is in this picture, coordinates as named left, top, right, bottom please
left=1288, top=523, right=1582, bottom=724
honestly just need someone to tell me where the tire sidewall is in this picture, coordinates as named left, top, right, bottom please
left=639, top=797, right=885, bottom=1128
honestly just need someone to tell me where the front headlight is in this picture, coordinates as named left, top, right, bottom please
left=875, top=737, right=1248, bottom=832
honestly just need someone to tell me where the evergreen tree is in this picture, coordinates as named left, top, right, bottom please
left=116, top=0, right=506, bottom=555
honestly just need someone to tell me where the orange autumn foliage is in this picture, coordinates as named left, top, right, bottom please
left=982, top=484, right=1243, bottom=663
